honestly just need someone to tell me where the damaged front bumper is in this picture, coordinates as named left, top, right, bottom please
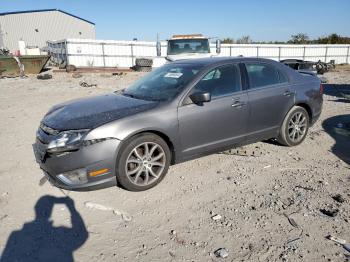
left=33, top=138, right=121, bottom=191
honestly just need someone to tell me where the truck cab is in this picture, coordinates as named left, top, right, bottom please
left=154, top=34, right=221, bottom=65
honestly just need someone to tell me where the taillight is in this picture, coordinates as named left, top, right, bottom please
left=320, top=83, right=324, bottom=95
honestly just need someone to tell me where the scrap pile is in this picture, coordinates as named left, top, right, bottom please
left=281, top=59, right=336, bottom=75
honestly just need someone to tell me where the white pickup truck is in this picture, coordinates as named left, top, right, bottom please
left=153, top=34, right=221, bottom=67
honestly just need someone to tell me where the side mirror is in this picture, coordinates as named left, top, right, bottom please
left=189, top=92, right=211, bottom=105
left=156, top=41, right=161, bottom=57
left=216, top=39, right=221, bottom=54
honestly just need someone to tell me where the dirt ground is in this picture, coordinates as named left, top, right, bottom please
left=0, top=67, right=349, bottom=262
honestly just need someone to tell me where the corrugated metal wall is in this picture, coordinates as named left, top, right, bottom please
left=0, top=11, right=95, bottom=52
left=48, top=39, right=350, bottom=68
left=0, top=23, right=4, bottom=48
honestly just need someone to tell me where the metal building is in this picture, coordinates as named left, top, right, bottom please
left=0, top=9, right=95, bottom=52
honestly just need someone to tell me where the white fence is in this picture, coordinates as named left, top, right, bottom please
left=47, top=38, right=350, bottom=68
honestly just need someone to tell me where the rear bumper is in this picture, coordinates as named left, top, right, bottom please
left=310, top=111, right=321, bottom=126
left=310, top=99, right=323, bottom=126
left=33, top=139, right=121, bottom=191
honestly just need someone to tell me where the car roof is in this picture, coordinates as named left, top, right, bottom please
left=170, top=56, right=299, bottom=82
left=171, top=56, right=280, bottom=67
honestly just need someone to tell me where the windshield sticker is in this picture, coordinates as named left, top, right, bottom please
left=164, top=72, right=183, bottom=78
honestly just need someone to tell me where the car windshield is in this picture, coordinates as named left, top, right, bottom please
left=167, top=39, right=210, bottom=55
left=122, top=64, right=203, bottom=102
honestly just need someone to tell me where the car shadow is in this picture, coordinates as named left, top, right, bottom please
left=323, top=84, right=350, bottom=103
left=322, top=114, right=350, bottom=165
left=262, top=138, right=280, bottom=146
left=0, top=195, right=88, bottom=262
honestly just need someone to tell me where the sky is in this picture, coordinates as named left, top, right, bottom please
left=1, top=0, right=349, bottom=42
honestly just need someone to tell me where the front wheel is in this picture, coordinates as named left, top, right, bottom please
left=277, top=106, right=310, bottom=146
left=116, top=133, right=171, bottom=191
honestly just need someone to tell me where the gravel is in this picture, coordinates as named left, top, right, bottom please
left=0, top=67, right=349, bottom=261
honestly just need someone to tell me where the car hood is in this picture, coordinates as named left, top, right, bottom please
left=42, top=93, right=158, bottom=131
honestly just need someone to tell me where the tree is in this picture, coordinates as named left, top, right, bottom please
left=236, top=35, right=252, bottom=44
left=221, top=38, right=235, bottom=44
left=315, top=33, right=350, bottom=44
left=288, top=33, right=310, bottom=44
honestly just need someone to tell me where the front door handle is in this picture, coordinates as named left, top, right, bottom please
left=283, top=90, right=294, bottom=97
left=231, top=100, right=246, bottom=108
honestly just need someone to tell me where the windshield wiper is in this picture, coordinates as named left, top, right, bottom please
left=122, top=92, right=139, bottom=99
left=122, top=92, right=160, bottom=102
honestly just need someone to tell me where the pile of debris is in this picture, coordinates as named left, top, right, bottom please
left=281, top=59, right=336, bottom=75
left=0, top=48, right=10, bottom=56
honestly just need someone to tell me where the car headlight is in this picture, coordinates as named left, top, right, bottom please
left=47, top=130, right=89, bottom=153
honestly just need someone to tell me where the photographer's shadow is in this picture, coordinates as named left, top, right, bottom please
left=1, top=195, right=88, bottom=262
left=322, top=114, right=350, bottom=165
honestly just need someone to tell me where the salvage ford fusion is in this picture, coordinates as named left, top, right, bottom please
left=33, top=57, right=323, bottom=191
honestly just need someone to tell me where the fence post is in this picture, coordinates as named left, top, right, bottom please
left=278, top=47, right=281, bottom=61
left=256, top=46, right=259, bottom=58
left=60, top=42, right=63, bottom=65
left=303, top=46, right=306, bottom=60
left=101, top=43, right=106, bottom=67
left=229, top=46, right=232, bottom=57
left=130, top=43, right=134, bottom=67
left=64, top=40, right=69, bottom=66
left=324, top=46, right=328, bottom=63
left=346, top=46, right=350, bottom=64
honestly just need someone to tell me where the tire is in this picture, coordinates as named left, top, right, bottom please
left=133, top=65, right=152, bottom=72
left=135, top=58, right=153, bottom=67
left=277, top=106, right=310, bottom=147
left=37, top=73, right=52, bottom=80
left=116, top=133, right=171, bottom=191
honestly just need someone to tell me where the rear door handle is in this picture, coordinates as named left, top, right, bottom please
left=283, top=90, right=294, bottom=97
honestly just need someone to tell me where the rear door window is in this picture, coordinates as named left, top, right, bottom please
left=245, top=63, right=284, bottom=88
left=278, top=70, right=289, bottom=83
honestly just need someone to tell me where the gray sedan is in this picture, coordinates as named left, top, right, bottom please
left=33, top=57, right=323, bottom=191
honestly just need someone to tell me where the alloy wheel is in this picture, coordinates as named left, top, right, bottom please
left=288, top=112, right=307, bottom=143
left=125, top=142, right=166, bottom=186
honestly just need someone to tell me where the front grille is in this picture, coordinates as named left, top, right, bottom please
left=33, top=140, right=47, bottom=163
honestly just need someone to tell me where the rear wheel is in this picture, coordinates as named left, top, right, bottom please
left=116, top=133, right=170, bottom=191
left=277, top=106, right=309, bottom=146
